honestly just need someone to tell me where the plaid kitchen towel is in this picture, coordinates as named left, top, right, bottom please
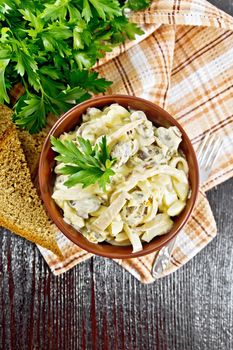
left=36, top=0, right=233, bottom=282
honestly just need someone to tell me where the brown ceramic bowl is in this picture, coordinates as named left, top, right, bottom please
left=39, top=95, right=199, bottom=259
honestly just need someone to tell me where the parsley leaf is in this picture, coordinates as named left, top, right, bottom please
left=97, top=135, right=109, bottom=164
left=58, top=165, right=82, bottom=175
left=18, top=9, right=43, bottom=33
left=69, top=71, right=112, bottom=93
left=39, top=66, right=61, bottom=80
left=82, top=0, right=92, bottom=22
left=41, top=0, right=69, bottom=21
left=65, top=168, right=103, bottom=188
left=51, top=135, right=116, bottom=190
left=0, top=58, right=10, bottom=103
left=82, top=0, right=121, bottom=22
left=13, top=94, right=47, bottom=133
left=14, top=47, right=40, bottom=91
left=126, top=0, right=151, bottom=11
left=98, top=168, right=115, bottom=190
left=57, top=86, right=87, bottom=103
left=77, top=136, right=93, bottom=155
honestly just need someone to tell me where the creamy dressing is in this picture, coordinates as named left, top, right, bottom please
left=52, top=104, right=190, bottom=253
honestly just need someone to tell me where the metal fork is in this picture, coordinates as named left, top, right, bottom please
left=151, top=133, right=223, bottom=278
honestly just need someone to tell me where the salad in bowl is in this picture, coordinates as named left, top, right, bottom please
left=39, top=95, right=199, bottom=258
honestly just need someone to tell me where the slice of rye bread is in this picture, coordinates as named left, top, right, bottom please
left=0, top=126, right=62, bottom=257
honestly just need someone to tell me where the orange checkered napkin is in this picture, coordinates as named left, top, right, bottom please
left=38, top=0, right=233, bottom=283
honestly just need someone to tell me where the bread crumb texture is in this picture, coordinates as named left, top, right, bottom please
left=0, top=104, right=50, bottom=180
left=0, top=125, right=62, bottom=257
left=0, top=104, right=13, bottom=137
left=17, top=128, right=49, bottom=180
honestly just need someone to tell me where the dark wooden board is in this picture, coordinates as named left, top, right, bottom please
left=1, top=1, right=233, bottom=349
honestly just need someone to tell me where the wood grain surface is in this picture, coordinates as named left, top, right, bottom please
left=1, top=1, right=233, bottom=349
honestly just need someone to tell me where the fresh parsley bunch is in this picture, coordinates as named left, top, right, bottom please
left=0, top=0, right=150, bottom=133
left=51, top=135, right=116, bottom=190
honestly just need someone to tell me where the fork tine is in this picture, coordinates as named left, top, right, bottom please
left=205, top=137, right=219, bottom=168
left=205, top=138, right=223, bottom=169
left=198, top=134, right=215, bottom=167
left=196, top=133, right=210, bottom=161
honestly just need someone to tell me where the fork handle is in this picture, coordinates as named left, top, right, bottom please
left=151, top=235, right=178, bottom=278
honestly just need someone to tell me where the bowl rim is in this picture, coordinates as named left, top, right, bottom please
left=39, top=94, right=199, bottom=258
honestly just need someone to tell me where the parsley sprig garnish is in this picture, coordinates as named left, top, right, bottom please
left=0, top=0, right=150, bottom=133
left=51, top=135, right=116, bottom=190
